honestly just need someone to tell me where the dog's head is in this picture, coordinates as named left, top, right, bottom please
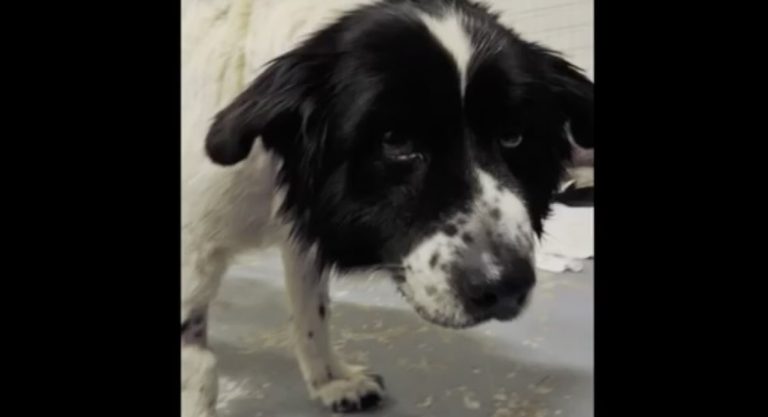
left=205, top=0, right=593, bottom=328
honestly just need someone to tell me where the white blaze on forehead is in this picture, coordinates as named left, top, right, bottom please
left=419, top=10, right=473, bottom=93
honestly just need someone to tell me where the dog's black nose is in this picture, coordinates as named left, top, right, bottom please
left=457, top=261, right=535, bottom=320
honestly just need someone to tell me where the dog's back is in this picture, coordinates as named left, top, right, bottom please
left=182, top=0, right=373, bottom=252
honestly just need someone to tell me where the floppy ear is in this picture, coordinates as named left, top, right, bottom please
left=205, top=52, right=323, bottom=165
left=545, top=53, right=594, bottom=149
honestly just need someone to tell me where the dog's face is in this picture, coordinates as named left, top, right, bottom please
left=206, top=0, right=593, bottom=328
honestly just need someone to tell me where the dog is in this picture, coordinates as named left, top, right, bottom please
left=181, top=0, right=594, bottom=415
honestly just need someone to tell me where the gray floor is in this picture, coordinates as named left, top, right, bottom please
left=211, top=250, right=593, bottom=417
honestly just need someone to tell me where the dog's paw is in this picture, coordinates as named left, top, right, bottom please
left=181, top=346, right=218, bottom=417
left=314, top=372, right=386, bottom=413
left=181, top=389, right=218, bottom=417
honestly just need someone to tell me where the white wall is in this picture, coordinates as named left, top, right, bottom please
left=488, top=0, right=594, bottom=79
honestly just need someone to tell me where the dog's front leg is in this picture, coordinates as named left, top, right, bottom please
left=181, top=245, right=230, bottom=417
left=281, top=243, right=385, bottom=413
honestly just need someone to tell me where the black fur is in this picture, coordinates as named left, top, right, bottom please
left=205, top=0, right=593, bottom=271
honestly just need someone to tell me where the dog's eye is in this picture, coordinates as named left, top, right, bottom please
left=499, top=135, right=523, bottom=149
left=382, top=131, right=422, bottom=162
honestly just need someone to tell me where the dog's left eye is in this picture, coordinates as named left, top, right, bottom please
left=382, top=131, right=422, bottom=162
left=499, top=135, right=523, bottom=149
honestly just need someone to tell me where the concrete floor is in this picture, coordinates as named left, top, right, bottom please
left=211, top=250, right=593, bottom=417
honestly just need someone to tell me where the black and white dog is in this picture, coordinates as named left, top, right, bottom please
left=181, top=0, right=593, bottom=415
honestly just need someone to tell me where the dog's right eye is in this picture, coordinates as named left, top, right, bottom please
left=382, top=131, right=423, bottom=162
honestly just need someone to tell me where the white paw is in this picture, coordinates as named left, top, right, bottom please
left=182, top=385, right=218, bottom=417
left=313, top=371, right=386, bottom=413
left=182, top=346, right=218, bottom=417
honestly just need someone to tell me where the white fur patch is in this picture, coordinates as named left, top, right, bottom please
left=182, top=345, right=218, bottom=417
left=475, top=169, right=532, bottom=241
left=419, top=10, right=473, bottom=93
left=280, top=240, right=385, bottom=406
left=398, top=168, right=534, bottom=327
left=401, top=231, right=467, bottom=325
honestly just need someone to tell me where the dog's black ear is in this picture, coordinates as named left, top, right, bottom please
left=205, top=53, right=323, bottom=165
left=545, top=52, right=594, bottom=149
